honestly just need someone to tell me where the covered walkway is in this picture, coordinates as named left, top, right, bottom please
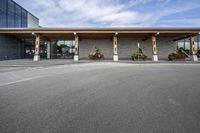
left=0, top=27, right=200, bottom=62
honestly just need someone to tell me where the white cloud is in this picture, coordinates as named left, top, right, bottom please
left=55, top=0, right=157, bottom=26
left=15, top=0, right=200, bottom=27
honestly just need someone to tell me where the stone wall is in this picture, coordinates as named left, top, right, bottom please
left=79, top=37, right=176, bottom=60
left=157, top=38, right=176, bottom=60
left=118, top=38, right=152, bottom=59
left=79, top=39, right=113, bottom=59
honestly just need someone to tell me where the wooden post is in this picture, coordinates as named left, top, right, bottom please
left=113, top=35, right=118, bottom=61
left=190, top=36, right=198, bottom=61
left=33, top=34, right=40, bottom=61
left=152, top=35, right=158, bottom=61
left=74, top=34, right=79, bottom=61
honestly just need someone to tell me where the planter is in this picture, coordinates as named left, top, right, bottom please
left=131, top=56, right=147, bottom=61
left=168, top=53, right=186, bottom=61
left=88, top=48, right=104, bottom=60
left=171, top=59, right=185, bottom=61
left=131, top=48, right=148, bottom=61
left=88, top=54, right=104, bottom=60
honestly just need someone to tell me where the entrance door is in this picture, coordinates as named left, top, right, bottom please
left=51, top=40, right=75, bottom=59
left=24, top=45, right=34, bottom=58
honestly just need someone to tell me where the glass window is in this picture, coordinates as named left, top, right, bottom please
left=0, top=0, right=7, bottom=11
left=197, top=35, right=200, bottom=50
left=8, top=0, right=15, bottom=27
left=15, top=4, right=22, bottom=27
left=184, top=42, right=190, bottom=50
left=178, top=41, right=184, bottom=49
left=178, top=39, right=190, bottom=50
left=51, top=40, right=75, bottom=59
left=0, top=10, right=7, bottom=27
left=21, top=9, right=27, bottom=27
left=0, top=0, right=7, bottom=27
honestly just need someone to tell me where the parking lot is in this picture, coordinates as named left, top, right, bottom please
left=0, top=61, right=200, bottom=133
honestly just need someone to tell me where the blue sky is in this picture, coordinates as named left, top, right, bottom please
left=15, top=0, right=200, bottom=27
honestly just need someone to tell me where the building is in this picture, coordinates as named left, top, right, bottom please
left=0, top=1, right=200, bottom=62
left=0, top=0, right=39, bottom=28
left=0, top=0, right=39, bottom=60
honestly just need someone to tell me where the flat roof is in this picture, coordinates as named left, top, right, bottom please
left=0, top=27, right=199, bottom=40
left=0, top=27, right=200, bottom=33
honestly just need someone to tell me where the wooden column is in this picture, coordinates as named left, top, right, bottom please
left=33, top=34, right=40, bottom=61
left=190, top=36, right=198, bottom=61
left=74, top=35, right=79, bottom=61
left=152, top=35, right=158, bottom=61
left=113, top=35, right=118, bottom=61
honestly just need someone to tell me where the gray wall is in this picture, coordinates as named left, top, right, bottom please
left=118, top=37, right=176, bottom=60
left=157, top=38, right=176, bottom=60
left=27, top=13, right=39, bottom=28
left=0, top=35, right=23, bottom=60
left=79, top=37, right=176, bottom=60
left=79, top=39, right=113, bottom=59
left=118, top=38, right=152, bottom=59
left=0, top=36, right=177, bottom=61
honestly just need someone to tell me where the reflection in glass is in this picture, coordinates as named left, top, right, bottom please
left=51, top=40, right=75, bottom=59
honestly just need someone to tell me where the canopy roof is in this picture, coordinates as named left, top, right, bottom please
left=0, top=27, right=200, bottom=40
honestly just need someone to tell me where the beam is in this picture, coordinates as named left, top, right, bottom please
left=173, top=36, right=188, bottom=42
left=0, top=29, right=199, bottom=34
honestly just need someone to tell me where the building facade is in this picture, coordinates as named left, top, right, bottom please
left=0, top=0, right=39, bottom=60
left=0, top=0, right=39, bottom=28
left=0, top=0, right=200, bottom=62
left=0, top=28, right=199, bottom=62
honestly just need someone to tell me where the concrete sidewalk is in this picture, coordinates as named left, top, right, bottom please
left=0, top=59, right=80, bottom=73
left=0, top=59, right=76, bottom=67
left=0, top=59, right=199, bottom=67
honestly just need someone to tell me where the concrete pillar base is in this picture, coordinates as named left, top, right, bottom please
left=152, top=55, right=158, bottom=61
left=113, top=55, right=118, bottom=62
left=74, top=55, right=79, bottom=61
left=33, top=55, right=40, bottom=61
left=191, top=55, right=198, bottom=62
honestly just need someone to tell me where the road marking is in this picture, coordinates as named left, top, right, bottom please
left=0, top=76, right=42, bottom=87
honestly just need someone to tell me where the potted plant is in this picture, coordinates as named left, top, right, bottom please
left=168, top=47, right=187, bottom=61
left=88, top=47, right=104, bottom=60
left=131, top=48, right=148, bottom=60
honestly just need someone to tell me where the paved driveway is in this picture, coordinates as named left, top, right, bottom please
left=0, top=63, right=200, bottom=133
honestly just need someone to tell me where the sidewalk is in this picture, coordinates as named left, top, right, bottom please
left=0, top=59, right=200, bottom=67
left=0, top=59, right=76, bottom=67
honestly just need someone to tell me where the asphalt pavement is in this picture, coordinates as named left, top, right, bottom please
left=0, top=62, right=200, bottom=133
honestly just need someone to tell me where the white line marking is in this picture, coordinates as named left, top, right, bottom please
left=0, top=76, right=42, bottom=87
